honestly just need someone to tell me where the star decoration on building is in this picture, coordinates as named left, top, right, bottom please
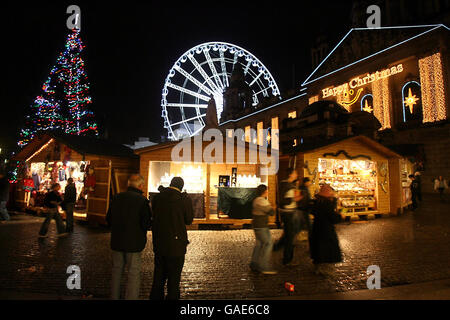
left=404, top=88, right=420, bottom=114
left=362, top=99, right=373, bottom=113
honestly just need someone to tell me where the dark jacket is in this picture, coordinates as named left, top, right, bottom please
left=310, top=195, right=342, bottom=264
left=151, top=187, right=194, bottom=257
left=0, top=177, right=9, bottom=202
left=278, top=180, right=297, bottom=212
left=64, top=183, right=77, bottom=203
left=44, top=191, right=62, bottom=208
left=106, top=187, right=152, bottom=253
left=410, top=179, right=420, bottom=193
left=298, top=185, right=312, bottom=211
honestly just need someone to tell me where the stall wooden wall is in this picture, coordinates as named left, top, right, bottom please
left=137, top=141, right=278, bottom=224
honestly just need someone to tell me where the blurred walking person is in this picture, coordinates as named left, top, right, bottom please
left=106, top=174, right=152, bottom=300
left=310, top=184, right=342, bottom=276
left=297, top=177, right=313, bottom=240
left=0, top=171, right=10, bottom=222
left=409, top=174, right=420, bottom=210
left=434, top=176, right=448, bottom=201
left=150, top=177, right=194, bottom=300
left=38, top=183, right=68, bottom=238
left=64, top=178, right=77, bottom=233
left=250, top=184, right=277, bottom=275
left=273, top=168, right=303, bottom=266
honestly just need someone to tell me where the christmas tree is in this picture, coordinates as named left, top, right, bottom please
left=18, top=29, right=98, bottom=147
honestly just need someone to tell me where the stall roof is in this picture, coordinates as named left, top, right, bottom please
left=291, top=135, right=402, bottom=159
left=13, top=132, right=137, bottom=161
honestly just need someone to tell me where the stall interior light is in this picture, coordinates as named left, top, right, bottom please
left=26, top=138, right=54, bottom=162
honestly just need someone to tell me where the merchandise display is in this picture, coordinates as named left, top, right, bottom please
left=318, top=158, right=377, bottom=215
left=28, top=161, right=90, bottom=209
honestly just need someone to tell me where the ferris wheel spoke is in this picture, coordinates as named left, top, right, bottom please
left=191, top=125, right=204, bottom=137
left=243, top=60, right=252, bottom=76
left=254, top=86, right=271, bottom=98
left=174, top=66, right=214, bottom=96
left=203, top=49, right=224, bottom=90
left=166, top=83, right=210, bottom=102
left=166, top=103, right=208, bottom=108
left=249, top=71, right=263, bottom=87
left=169, top=113, right=206, bottom=127
left=188, top=54, right=221, bottom=94
left=219, top=50, right=229, bottom=87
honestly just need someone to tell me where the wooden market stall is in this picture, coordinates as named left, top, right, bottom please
left=12, top=132, right=139, bottom=225
left=280, top=135, right=406, bottom=220
left=134, top=137, right=278, bottom=227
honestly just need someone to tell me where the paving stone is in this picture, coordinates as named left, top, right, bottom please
left=0, top=195, right=450, bottom=299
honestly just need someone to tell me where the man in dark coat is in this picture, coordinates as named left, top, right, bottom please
left=106, top=174, right=152, bottom=300
left=39, top=183, right=67, bottom=237
left=150, top=177, right=194, bottom=300
left=310, top=184, right=342, bottom=276
left=64, top=178, right=77, bottom=233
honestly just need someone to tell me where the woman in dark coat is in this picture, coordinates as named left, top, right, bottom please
left=310, top=184, right=342, bottom=276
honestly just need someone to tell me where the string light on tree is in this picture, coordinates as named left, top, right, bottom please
left=18, top=29, right=98, bottom=147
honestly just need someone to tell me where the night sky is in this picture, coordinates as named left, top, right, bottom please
left=1, top=1, right=354, bottom=154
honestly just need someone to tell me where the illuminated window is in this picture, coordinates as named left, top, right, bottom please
left=402, top=81, right=422, bottom=122
left=271, top=117, right=279, bottom=150
left=288, top=111, right=297, bottom=119
left=245, top=126, right=251, bottom=143
left=257, top=122, right=264, bottom=146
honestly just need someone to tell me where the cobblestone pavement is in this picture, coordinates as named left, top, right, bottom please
left=1, top=194, right=450, bottom=299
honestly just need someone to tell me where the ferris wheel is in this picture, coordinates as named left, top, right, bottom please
left=161, top=42, right=281, bottom=141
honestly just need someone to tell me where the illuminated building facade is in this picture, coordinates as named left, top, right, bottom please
left=220, top=24, right=449, bottom=194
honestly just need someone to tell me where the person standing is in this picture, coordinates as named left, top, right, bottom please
left=414, top=172, right=422, bottom=202
left=38, top=183, right=68, bottom=238
left=434, top=176, right=449, bottom=201
left=273, top=168, right=303, bottom=266
left=106, top=174, right=152, bottom=300
left=150, top=177, right=194, bottom=300
left=0, top=171, right=11, bottom=222
left=409, top=174, right=420, bottom=210
left=250, top=184, right=277, bottom=275
left=298, top=177, right=313, bottom=236
left=64, top=178, right=77, bottom=233
left=310, top=184, right=342, bottom=276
